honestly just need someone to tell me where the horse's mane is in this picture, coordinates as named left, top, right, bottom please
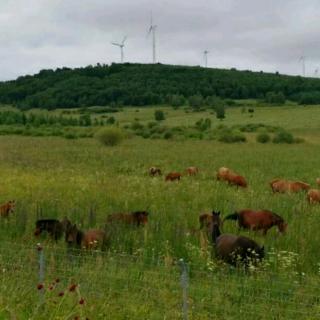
left=269, top=211, right=284, bottom=223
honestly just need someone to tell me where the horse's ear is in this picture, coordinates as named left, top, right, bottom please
left=217, top=211, right=221, bottom=216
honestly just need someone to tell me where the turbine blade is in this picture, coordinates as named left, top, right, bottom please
left=122, top=36, right=127, bottom=45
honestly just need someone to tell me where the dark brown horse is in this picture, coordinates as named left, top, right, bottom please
left=199, top=211, right=222, bottom=236
left=212, top=223, right=264, bottom=267
left=65, top=224, right=108, bottom=250
left=149, top=167, right=162, bottom=176
left=223, top=209, right=287, bottom=235
left=34, top=217, right=72, bottom=241
left=165, top=172, right=182, bottom=182
left=106, top=211, right=149, bottom=226
left=0, top=200, right=15, bottom=218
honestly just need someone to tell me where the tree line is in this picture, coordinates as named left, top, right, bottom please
left=1, top=63, right=320, bottom=109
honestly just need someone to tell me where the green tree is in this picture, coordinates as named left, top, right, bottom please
left=215, top=104, right=225, bottom=120
left=154, top=110, right=165, bottom=121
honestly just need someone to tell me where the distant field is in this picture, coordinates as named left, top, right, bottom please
left=1, top=105, right=320, bottom=319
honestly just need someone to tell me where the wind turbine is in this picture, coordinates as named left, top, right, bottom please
left=147, top=13, right=157, bottom=63
left=203, top=50, right=209, bottom=68
left=299, top=56, right=306, bottom=77
left=111, top=36, right=127, bottom=63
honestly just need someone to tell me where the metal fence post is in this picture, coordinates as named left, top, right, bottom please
left=37, top=243, right=45, bottom=305
left=179, top=258, right=188, bottom=320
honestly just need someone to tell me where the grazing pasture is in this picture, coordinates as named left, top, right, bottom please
left=1, top=106, right=320, bottom=319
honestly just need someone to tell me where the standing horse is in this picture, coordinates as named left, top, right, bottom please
left=0, top=200, right=15, bottom=218
left=165, top=172, right=182, bottom=182
left=270, top=179, right=310, bottom=193
left=307, top=189, right=320, bottom=204
left=34, top=217, right=72, bottom=241
left=223, top=209, right=287, bottom=235
left=199, top=211, right=222, bottom=236
left=216, top=167, right=247, bottom=188
left=186, top=167, right=199, bottom=176
left=212, top=223, right=264, bottom=267
left=65, top=224, right=108, bottom=250
left=149, top=167, right=162, bottom=177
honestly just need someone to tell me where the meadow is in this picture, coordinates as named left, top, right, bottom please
left=1, top=105, right=320, bottom=319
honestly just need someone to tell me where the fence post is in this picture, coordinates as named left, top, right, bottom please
left=179, top=258, right=188, bottom=320
left=37, top=243, right=45, bottom=305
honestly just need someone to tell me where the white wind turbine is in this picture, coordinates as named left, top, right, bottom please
left=147, top=13, right=157, bottom=63
left=299, top=56, right=306, bottom=77
left=203, top=50, right=209, bottom=68
left=111, top=36, right=127, bottom=63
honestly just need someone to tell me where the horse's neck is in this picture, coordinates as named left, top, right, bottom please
left=77, top=230, right=84, bottom=245
left=212, top=224, right=221, bottom=244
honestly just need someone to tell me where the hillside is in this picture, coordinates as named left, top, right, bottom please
left=1, top=63, right=320, bottom=109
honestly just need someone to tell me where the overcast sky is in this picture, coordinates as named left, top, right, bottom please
left=0, top=0, right=319, bottom=81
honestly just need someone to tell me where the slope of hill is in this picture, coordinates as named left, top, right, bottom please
left=0, top=63, right=320, bottom=109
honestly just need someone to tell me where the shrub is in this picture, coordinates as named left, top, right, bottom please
left=256, top=132, right=270, bottom=143
left=272, top=131, right=294, bottom=144
left=218, top=129, right=246, bottom=143
left=95, top=127, right=124, bottom=146
left=64, top=132, right=78, bottom=139
left=154, top=110, right=165, bottom=121
left=163, top=131, right=173, bottom=139
left=215, top=104, right=225, bottom=120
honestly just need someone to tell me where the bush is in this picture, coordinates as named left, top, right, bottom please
left=163, top=131, right=173, bottom=139
left=256, top=132, right=270, bottom=143
left=272, top=131, right=294, bottom=144
left=95, top=127, right=124, bottom=146
left=154, top=110, right=165, bottom=121
left=218, top=129, right=246, bottom=143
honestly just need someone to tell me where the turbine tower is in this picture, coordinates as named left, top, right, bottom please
left=147, top=13, right=157, bottom=63
left=299, top=56, right=306, bottom=77
left=203, top=50, right=209, bottom=68
left=111, top=36, right=127, bottom=63
left=314, top=68, right=319, bottom=77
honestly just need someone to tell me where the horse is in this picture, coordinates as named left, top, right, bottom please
left=199, top=211, right=222, bottom=235
left=106, top=211, right=149, bottom=226
left=165, top=172, right=182, bottom=182
left=316, top=178, right=320, bottom=186
left=0, top=200, right=15, bottom=218
left=270, top=179, right=310, bottom=193
left=216, top=167, right=247, bottom=188
left=223, top=209, right=287, bottom=235
left=307, top=189, right=320, bottom=204
left=34, top=217, right=72, bottom=241
left=212, top=223, right=264, bottom=267
left=65, top=224, right=108, bottom=250
left=149, top=167, right=162, bottom=177
left=186, top=167, right=199, bottom=176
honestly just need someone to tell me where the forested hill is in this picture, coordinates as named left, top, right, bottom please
left=1, top=63, right=320, bottom=109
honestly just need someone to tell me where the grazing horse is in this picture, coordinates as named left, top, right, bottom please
left=106, top=211, right=149, bottom=226
left=223, top=209, right=287, bottom=235
left=65, top=224, right=108, bottom=250
left=149, top=167, right=162, bottom=177
left=216, top=167, right=247, bottom=188
left=34, top=217, right=72, bottom=241
left=212, top=223, right=264, bottom=267
left=186, top=167, right=199, bottom=176
left=165, top=172, right=182, bottom=182
left=270, top=179, right=310, bottom=193
left=0, top=200, right=15, bottom=218
left=307, top=189, right=320, bottom=204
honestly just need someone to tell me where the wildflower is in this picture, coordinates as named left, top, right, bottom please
left=79, top=298, right=85, bottom=305
left=58, top=291, right=64, bottom=297
left=37, top=283, right=44, bottom=290
left=37, top=243, right=43, bottom=251
left=69, top=284, right=77, bottom=292
left=55, top=278, right=60, bottom=283
left=49, top=286, right=53, bottom=291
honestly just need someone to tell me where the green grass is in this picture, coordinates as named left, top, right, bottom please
left=1, top=105, right=320, bottom=319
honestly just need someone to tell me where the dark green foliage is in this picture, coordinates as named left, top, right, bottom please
left=1, top=63, right=320, bottom=109
left=163, top=131, right=173, bottom=139
left=95, top=127, right=124, bottom=146
left=167, top=94, right=185, bottom=107
left=236, top=123, right=279, bottom=133
left=106, top=116, right=116, bottom=124
left=195, top=118, right=212, bottom=131
left=256, top=132, right=271, bottom=143
left=215, top=104, right=225, bottom=120
left=272, top=130, right=294, bottom=144
left=218, top=129, right=246, bottom=143
left=154, top=110, right=165, bottom=121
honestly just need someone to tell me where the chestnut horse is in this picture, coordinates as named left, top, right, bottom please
left=106, top=211, right=149, bottom=226
left=212, top=223, right=264, bottom=267
left=165, top=172, right=182, bottom=182
left=216, top=167, right=247, bottom=188
left=307, top=189, right=320, bottom=204
left=270, top=179, right=310, bottom=193
left=0, top=200, right=15, bottom=218
left=34, top=217, right=72, bottom=241
left=186, top=167, right=199, bottom=176
left=65, top=224, right=108, bottom=250
left=223, top=209, right=287, bottom=235
left=149, top=167, right=162, bottom=176
left=316, top=178, right=320, bottom=186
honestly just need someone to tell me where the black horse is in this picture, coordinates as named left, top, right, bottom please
left=34, top=217, right=72, bottom=241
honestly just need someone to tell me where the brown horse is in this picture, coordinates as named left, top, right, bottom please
left=216, top=167, right=247, bottom=188
left=223, top=209, right=287, bottom=235
left=65, top=224, right=108, bottom=250
left=199, top=211, right=222, bottom=236
left=165, top=172, right=182, bottom=182
left=307, top=189, right=320, bottom=204
left=106, top=211, right=149, bottom=226
left=270, top=179, right=310, bottom=193
left=149, top=167, right=162, bottom=177
left=316, top=178, right=320, bottom=186
left=186, top=167, right=199, bottom=176
left=34, top=217, right=72, bottom=241
left=0, top=200, right=15, bottom=218
left=212, top=223, right=264, bottom=267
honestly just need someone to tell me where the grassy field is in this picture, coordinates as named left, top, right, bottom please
left=1, top=105, right=320, bottom=319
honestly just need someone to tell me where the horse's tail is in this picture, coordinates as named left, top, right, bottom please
left=223, top=213, right=239, bottom=222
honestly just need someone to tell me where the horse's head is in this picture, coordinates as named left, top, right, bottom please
left=133, top=211, right=149, bottom=226
left=278, top=221, right=288, bottom=234
left=65, top=224, right=81, bottom=245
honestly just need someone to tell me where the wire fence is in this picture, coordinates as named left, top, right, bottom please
left=0, top=242, right=320, bottom=319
